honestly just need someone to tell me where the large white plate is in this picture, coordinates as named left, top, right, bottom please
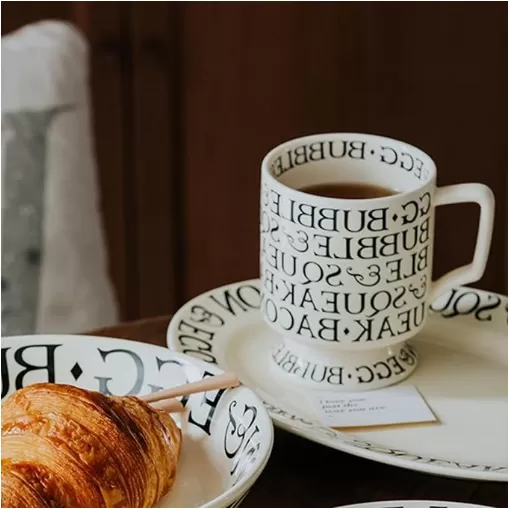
left=167, top=279, right=508, bottom=481
left=1, top=335, right=274, bottom=507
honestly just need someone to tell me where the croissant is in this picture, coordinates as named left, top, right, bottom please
left=1, top=383, right=182, bottom=508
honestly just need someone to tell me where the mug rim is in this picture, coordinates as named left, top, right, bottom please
left=261, top=132, right=437, bottom=203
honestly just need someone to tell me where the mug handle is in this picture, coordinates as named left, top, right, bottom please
left=430, top=183, right=495, bottom=302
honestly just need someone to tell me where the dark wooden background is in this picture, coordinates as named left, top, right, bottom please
left=3, top=2, right=507, bottom=322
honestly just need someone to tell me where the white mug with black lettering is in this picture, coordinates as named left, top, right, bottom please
left=260, top=133, right=495, bottom=391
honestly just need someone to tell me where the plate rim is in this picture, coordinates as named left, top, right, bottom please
left=166, top=278, right=508, bottom=482
left=1, top=334, right=275, bottom=508
left=338, top=500, right=491, bottom=508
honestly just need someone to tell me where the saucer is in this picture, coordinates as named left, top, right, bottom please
left=167, top=279, right=508, bottom=481
left=339, top=501, right=491, bottom=508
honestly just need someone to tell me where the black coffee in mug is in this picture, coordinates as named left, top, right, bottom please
left=299, top=182, right=397, bottom=199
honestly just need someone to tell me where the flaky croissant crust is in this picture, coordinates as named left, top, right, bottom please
left=1, top=383, right=181, bottom=508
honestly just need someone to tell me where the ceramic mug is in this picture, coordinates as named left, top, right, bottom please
left=260, top=133, right=495, bottom=391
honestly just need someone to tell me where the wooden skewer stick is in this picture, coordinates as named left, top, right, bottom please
left=150, top=398, right=185, bottom=413
left=141, top=372, right=240, bottom=404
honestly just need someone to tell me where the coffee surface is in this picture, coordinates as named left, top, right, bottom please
left=299, top=182, right=397, bottom=199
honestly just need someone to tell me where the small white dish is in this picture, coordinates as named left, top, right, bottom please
left=339, top=501, right=491, bottom=508
left=1, top=334, right=274, bottom=508
left=167, top=279, right=508, bottom=481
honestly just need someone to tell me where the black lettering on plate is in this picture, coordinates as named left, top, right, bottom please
left=95, top=348, right=144, bottom=396
left=188, top=370, right=227, bottom=435
left=2, top=344, right=61, bottom=397
left=224, top=401, right=261, bottom=480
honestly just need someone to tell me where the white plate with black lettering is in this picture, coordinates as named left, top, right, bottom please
left=2, top=335, right=274, bottom=508
left=167, top=279, right=508, bottom=481
left=339, top=501, right=491, bottom=508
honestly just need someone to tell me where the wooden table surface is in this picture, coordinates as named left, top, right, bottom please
left=91, top=316, right=508, bottom=508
